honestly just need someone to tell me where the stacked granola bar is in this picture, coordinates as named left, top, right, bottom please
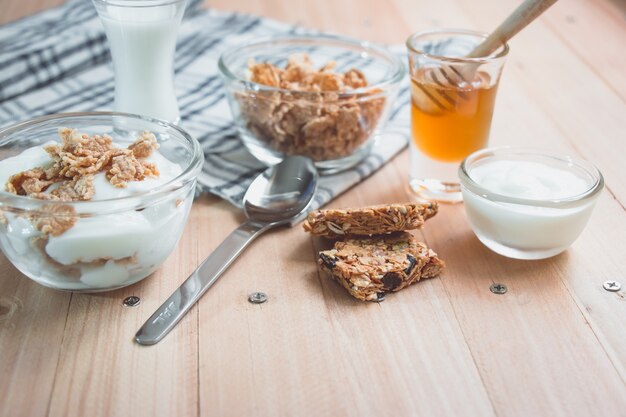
left=303, top=203, right=444, bottom=302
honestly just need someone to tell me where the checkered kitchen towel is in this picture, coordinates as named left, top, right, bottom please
left=0, top=0, right=411, bottom=209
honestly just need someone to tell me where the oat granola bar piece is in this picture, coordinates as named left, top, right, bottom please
left=303, top=202, right=438, bottom=237
left=318, top=232, right=444, bottom=302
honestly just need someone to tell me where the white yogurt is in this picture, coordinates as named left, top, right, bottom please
left=461, top=154, right=602, bottom=259
left=470, top=161, right=590, bottom=201
left=0, top=141, right=191, bottom=290
left=97, top=1, right=185, bottom=122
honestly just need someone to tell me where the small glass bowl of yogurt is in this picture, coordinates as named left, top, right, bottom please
left=0, top=112, right=203, bottom=291
left=459, top=147, right=604, bottom=260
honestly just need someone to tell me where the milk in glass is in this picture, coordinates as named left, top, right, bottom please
left=95, top=0, right=186, bottom=122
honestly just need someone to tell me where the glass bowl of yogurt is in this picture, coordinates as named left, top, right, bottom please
left=0, top=112, right=203, bottom=291
left=459, top=147, right=604, bottom=260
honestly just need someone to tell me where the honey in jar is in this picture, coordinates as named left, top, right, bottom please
left=410, top=68, right=498, bottom=163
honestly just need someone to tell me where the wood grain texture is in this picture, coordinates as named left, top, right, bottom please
left=542, top=0, right=626, bottom=101
left=0, top=259, right=70, bottom=417
left=1, top=0, right=625, bottom=416
left=0, top=0, right=64, bottom=25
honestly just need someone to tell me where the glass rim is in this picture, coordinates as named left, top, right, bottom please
left=0, top=111, right=204, bottom=215
left=406, top=28, right=509, bottom=63
left=218, top=33, right=406, bottom=97
left=458, top=146, right=604, bottom=209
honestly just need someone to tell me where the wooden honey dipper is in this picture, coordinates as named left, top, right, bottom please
left=412, top=0, right=559, bottom=112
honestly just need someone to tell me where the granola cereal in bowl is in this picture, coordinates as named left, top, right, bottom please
left=218, top=34, right=404, bottom=173
left=0, top=112, right=203, bottom=292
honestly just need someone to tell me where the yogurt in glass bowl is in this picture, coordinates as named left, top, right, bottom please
left=0, top=112, right=203, bottom=291
left=459, top=147, right=604, bottom=260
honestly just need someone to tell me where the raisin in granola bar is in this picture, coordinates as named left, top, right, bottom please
left=318, top=232, right=444, bottom=301
left=303, top=202, right=438, bottom=237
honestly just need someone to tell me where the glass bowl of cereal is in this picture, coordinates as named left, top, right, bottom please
left=218, top=34, right=405, bottom=173
left=0, top=112, right=203, bottom=292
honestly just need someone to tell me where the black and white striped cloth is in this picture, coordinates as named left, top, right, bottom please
left=0, top=0, right=411, bottom=208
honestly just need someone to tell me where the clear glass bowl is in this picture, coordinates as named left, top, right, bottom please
left=0, top=112, right=203, bottom=292
left=459, top=147, right=604, bottom=260
left=218, top=34, right=405, bottom=174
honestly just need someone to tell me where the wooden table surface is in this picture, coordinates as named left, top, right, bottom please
left=1, top=0, right=626, bottom=416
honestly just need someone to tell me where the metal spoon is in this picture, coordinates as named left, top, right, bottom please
left=135, top=156, right=318, bottom=345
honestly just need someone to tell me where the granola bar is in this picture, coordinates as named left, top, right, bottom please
left=318, top=232, right=444, bottom=301
left=238, top=54, right=385, bottom=161
left=303, top=202, right=438, bottom=237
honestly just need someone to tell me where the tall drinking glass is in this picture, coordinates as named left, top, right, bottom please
left=406, top=29, right=508, bottom=203
left=93, top=0, right=187, bottom=123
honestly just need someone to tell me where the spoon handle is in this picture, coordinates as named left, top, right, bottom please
left=135, top=220, right=270, bottom=345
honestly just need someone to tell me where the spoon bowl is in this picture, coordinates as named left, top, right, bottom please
left=244, top=156, right=317, bottom=224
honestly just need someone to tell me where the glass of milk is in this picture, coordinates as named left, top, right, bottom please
left=93, top=0, right=187, bottom=123
left=459, top=147, right=604, bottom=260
